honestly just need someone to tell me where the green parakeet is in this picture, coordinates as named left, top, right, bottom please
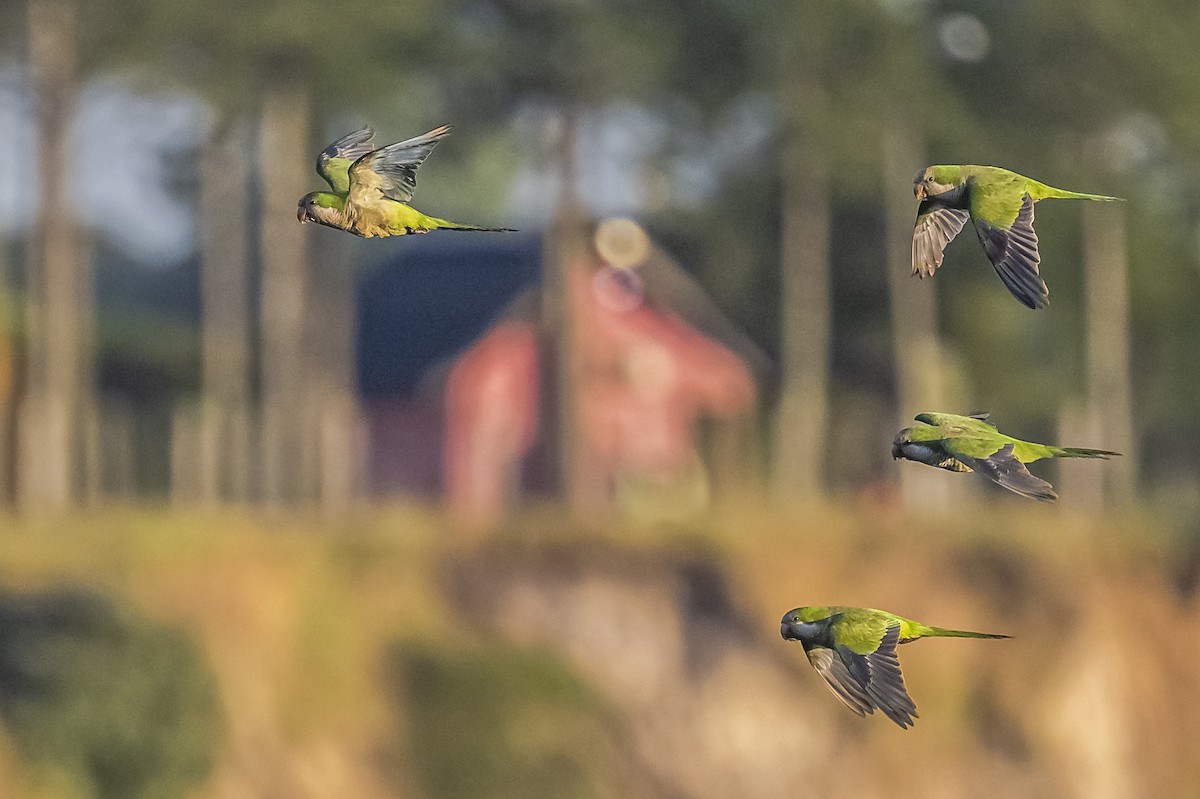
left=892, top=412, right=1120, bottom=501
left=912, top=165, right=1121, bottom=309
left=781, top=606, right=1008, bottom=729
left=297, top=125, right=515, bottom=238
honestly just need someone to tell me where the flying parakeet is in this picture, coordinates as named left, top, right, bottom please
left=781, top=606, right=1008, bottom=729
left=912, top=165, right=1121, bottom=309
left=297, top=125, right=515, bottom=238
left=892, top=412, right=1119, bottom=501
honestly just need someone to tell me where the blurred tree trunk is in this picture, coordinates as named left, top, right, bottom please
left=257, top=83, right=312, bottom=505
left=305, top=231, right=362, bottom=512
left=20, top=0, right=82, bottom=511
left=197, top=120, right=253, bottom=503
left=74, top=232, right=98, bottom=504
left=0, top=241, right=14, bottom=505
left=541, top=108, right=599, bottom=516
left=881, top=125, right=952, bottom=506
left=1082, top=202, right=1136, bottom=505
left=771, top=35, right=831, bottom=504
left=771, top=143, right=830, bottom=503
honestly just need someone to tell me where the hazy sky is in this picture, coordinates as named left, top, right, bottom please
left=0, top=73, right=771, bottom=269
left=1, top=71, right=207, bottom=266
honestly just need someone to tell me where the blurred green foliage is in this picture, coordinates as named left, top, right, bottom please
left=0, top=589, right=222, bottom=799
left=389, top=642, right=641, bottom=799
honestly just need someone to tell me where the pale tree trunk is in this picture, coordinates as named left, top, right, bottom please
left=195, top=120, right=253, bottom=504
left=305, top=231, right=362, bottom=513
left=0, top=240, right=14, bottom=505
left=1055, top=404, right=1106, bottom=512
left=770, top=27, right=832, bottom=505
left=771, top=138, right=830, bottom=504
left=881, top=126, right=957, bottom=506
left=257, top=84, right=312, bottom=505
left=73, top=232, right=98, bottom=504
left=541, top=107, right=600, bottom=516
left=20, top=0, right=81, bottom=511
left=1080, top=202, right=1136, bottom=505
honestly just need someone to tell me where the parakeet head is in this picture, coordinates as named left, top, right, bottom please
left=781, top=608, right=826, bottom=643
left=297, top=192, right=345, bottom=228
left=913, top=165, right=960, bottom=201
left=297, top=193, right=317, bottom=223
left=892, top=428, right=944, bottom=465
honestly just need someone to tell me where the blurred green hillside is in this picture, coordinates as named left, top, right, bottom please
left=1, top=505, right=1197, bottom=798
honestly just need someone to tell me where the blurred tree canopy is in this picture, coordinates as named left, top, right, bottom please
left=5, top=0, right=1200, bottom=495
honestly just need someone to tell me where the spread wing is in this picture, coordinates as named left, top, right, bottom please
left=828, top=623, right=918, bottom=729
left=806, top=647, right=873, bottom=717
left=347, top=124, right=452, bottom=208
left=944, top=440, right=1058, bottom=502
left=317, top=127, right=376, bottom=194
left=971, top=193, right=1048, bottom=309
left=912, top=203, right=970, bottom=278
left=850, top=625, right=918, bottom=728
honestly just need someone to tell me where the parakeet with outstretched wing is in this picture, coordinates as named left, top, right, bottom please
left=298, top=125, right=515, bottom=238
left=912, top=165, right=1121, bottom=309
left=781, top=606, right=1008, bottom=729
left=892, top=412, right=1120, bottom=501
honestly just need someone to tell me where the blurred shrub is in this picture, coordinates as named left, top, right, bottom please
left=0, top=588, right=222, bottom=799
left=387, top=642, right=651, bottom=799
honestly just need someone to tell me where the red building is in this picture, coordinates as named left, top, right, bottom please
left=362, top=227, right=764, bottom=525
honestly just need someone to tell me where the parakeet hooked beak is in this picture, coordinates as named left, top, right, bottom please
left=914, top=183, right=926, bottom=201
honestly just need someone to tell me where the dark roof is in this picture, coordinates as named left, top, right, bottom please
left=356, top=226, right=772, bottom=397
left=356, top=233, right=541, bottom=397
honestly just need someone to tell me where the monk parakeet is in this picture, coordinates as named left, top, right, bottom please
left=912, top=165, right=1121, bottom=309
left=781, top=606, right=1008, bottom=729
left=297, top=125, right=515, bottom=238
left=892, top=412, right=1119, bottom=501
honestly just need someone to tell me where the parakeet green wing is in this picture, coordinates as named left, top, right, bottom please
left=944, top=440, right=1058, bottom=502
left=317, top=127, right=376, bottom=194
left=912, top=202, right=970, bottom=278
left=347, top=124, right=452, bottom=208
left=914, top=411, right=994, bottom=431
left=833, top=623, right=918, bottom=728
left=805, top=647, right=874, bottom=717
left=971, top=193, right=1048, bottom=309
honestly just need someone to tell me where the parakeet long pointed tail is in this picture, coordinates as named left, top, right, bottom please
left=1041, top=188, right=1124, bottom=202
left=923, top=627, right=1011, bottom=640
left=1047, top=446, right=1121, bottom=459
left=424, top=214, right=516, bottom=232
left=437, top=223, right=518, bottom=232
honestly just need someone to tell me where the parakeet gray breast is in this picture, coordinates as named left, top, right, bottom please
left=899, top=442, right=941, bottom=464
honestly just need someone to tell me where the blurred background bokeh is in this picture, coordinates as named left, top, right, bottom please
left=2, top=0, right=1200, bottom=796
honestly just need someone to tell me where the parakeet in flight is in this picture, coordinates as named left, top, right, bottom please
left=911, top=165, right=1121, bottom=309
left=781, top=606, right=1008, bottom=729
left=297, top=125, right=515, bottom=238
left=892, top=412, right=1119, bottom=501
